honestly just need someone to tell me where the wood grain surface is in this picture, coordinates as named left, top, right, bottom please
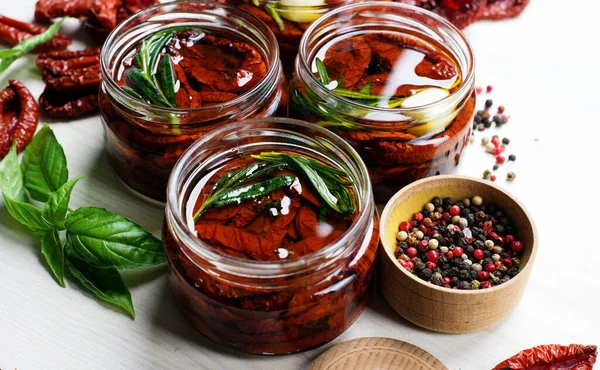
left=1, top=1, right=599, bottom=369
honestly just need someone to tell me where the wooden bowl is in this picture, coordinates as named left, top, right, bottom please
left=378, top=175, right=537, bottom=333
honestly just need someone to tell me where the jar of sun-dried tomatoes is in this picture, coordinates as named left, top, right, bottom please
left=163, top=118, right=379, bottom=354
left=100, top=1, right=287, bottom=203
left=290, top=2, right=476, bottom=203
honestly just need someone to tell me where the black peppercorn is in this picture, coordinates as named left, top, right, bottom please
left=493, top=225, right=505, bottom=234
left=431, top=272, right=444, bottom=286
left=466, top=245, right=475, bottom=255
left=448, top=267, right=459, bottom=277
left=459, top=269, right=470, bottom=281
left=507, top=267, right=519, bottom=278
left=486, top=204, right=498, bottom=214
left=443, top=197, right=454, bottom=205
left=485, top=99, right=493, bottom=108
left=474, top=240, right=484, bottom=250
left=493, top=164, right=499, bottom=171
left=502, top=137, right=510, bottom=145
left=414, top=260, right=426, bottom=271
left=483, top=250, right=491, bottom=259
left=438, top=256, right=450, bottom=270
left=482, top=257, right=493, bottom=267
left=418, top=268, right=433, bottom=281
left=451, top=277, right=459, bottom=287
left=470, top=270, right=478, bottom=280
left=508, top=154, right=516, bottom=162
left=493, top=271, right=503, bottom=279
left=458, top=281, right=471, bottom=290
left=432, top=196, right=442, bottom=208
left=451, top=258, right=463, bottom=266
left=422, top=210, right=430, bottom=218
left=457, top=237, right=469, bottom=247
left=460, top=261, right=471, bottom=270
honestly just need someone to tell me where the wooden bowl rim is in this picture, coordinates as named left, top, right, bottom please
left=380, top=174, right=538, bottom=296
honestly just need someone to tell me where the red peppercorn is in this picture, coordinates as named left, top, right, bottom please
left=473, top=249, right=484, bottom=260
left=423, top=219, right=435, bottom=228
left=399, top=221, right=412, bottom=232
left=414, top=212, right=423, bottom=222
left=489, top=231, right=500, bottom=242
left=431, top=212, right=442, bottom=221
left=480, top=281, right=492, bottom=289
left=406, top=261, right=414, bottom=270
left=505, top=235, right=515, bottom=245
left=494, top=260, right=503, bottom=268
left=503, top=258, right=513, bottom=268
left=486, top=85, right=493, bottom=93
left=450, top=205, right=460, bottom=216
left=426, top=261, right=437, bottom=270
left=419, top=225, right=429, bottom=234
left=443, top=277, right=451, bottom=285
left=442, top=212, right=452, bottom=222
left=477, top=271, right=490, bottom=281
left=476, top=86, right=483, bottom=94
left=406, top=247, right=418, bottom=258
left=497, top=105, right=505, bottom=114
left=399, top=260, right=408, bottom=268
left=446, top=251, right=454, bottom=260
left=491, top=136, right=500, bottom=146
left=418, top=240, right=429, bottom=252
left=485, top=263, right=496, bottom=273
left=453, top=246, right=464, bottom=258
left=426, top=250, right=439, bottom=263
left=496, top=155, right=506, bottom=164
left=491, top=175, right=497, bottom=182
left=493, top=146, right=504, bottom=155
left=511, top=240, right=524, bottom=253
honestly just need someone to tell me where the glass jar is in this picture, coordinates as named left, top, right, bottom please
left=227, top=0, right=358, bottom=72
left=163, top=118, right=379, bottom=354
left=100, top=1, right=287, bottom=203
left=290, top=2, right=476, bottom=203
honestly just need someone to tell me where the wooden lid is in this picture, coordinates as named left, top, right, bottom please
left=309, top=337, right=448, bottom=370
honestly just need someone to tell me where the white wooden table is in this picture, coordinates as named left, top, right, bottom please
left=1, top=1, right=599, bottom=369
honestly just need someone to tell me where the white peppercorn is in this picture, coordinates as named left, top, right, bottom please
left=472, top=195, right=483, bottom=206
left=428, top=239, right=439, bottom=250
left=424, top=203, right=435, bottom=213
left=415, top=230, right=424, bottom=240
left=397, top=231, right=408, bottom=241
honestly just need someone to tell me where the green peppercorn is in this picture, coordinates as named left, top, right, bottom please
left=431, top=272, right=444, bottom=286
left=507, top=172, right=516, bottom=181
left=470, top=280, right=481, bottom=290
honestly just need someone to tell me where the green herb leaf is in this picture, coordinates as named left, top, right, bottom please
left=65, top=243, right=135, bottom=318
left=196, top=175, right=296, bottom=220
left=0, top=142, right=26, bottom=202
left=41, top=228, right=65, bottom=287
left=21, top=125, right=68, bottom=202
left=194, top=161, right=290, bottom=220
left=125, top=68, right=173, bottom=108
left=159, top=54, right=176, bottom=107
left=264, top=3, right=285, bottom=32
left=122, top=86, right=143, bottom=100
left=315, top=57, right=330, bottom=85
left=251, top=152, right=356, bottom=215
left=3, top=193, right=53, bottom=236
left=0, top=18, right=65, bottom=75
left=65, top=207, right=165, bottom=269
left=359, top=82, right=372, bottom=95
left=43, top=177, right=82, bottom=228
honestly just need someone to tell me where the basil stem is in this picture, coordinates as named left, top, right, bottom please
left=0, top=18, right=66, bottom=75
left=125, top=68, right=173, bottom=108
left=159, top=54, right=177, bottom=107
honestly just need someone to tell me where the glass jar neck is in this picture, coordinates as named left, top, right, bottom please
left=165, top=118, right=375, bottom=284
left=100, top=0, right=282, bottom=126
left=295, top=2, right=475, bottom=127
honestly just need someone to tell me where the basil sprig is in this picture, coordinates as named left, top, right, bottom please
left=0, top=18, right=66, bottom=75
left=0, top=126, right=165, bottom=318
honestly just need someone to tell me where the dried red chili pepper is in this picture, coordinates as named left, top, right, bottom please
left=480, top=0, right=530, bottom=20
left=36, top=47, right=101, bottom=74
left=35, top=0, right=91, bottom=23
left=493, top=344, right=598, bottom=370
left=39, top=88, right=98, bottom=119
left=0, top=80, right=39, bottom=157
left=0, top=15, right=71, bottom=52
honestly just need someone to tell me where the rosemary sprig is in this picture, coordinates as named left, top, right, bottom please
left=193, top=162, right=289, bottom=221
left=251, top=152, right=356, bottom=216
left=314, top=57, right=405, bottom=108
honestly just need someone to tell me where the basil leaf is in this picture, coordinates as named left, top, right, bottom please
left=22, top=125, right=68, bottom=202
left=41, top=228, right=65, bottom=287
left=65, top=207, right=165, bottom=269
left=65, top=244, right=135, bottom=318
left=43, top=177, right=82, bottom=228
left=3, top=193, right=53, bottom=236
left=0, top=142, right=26, bottom=202
left=0, top=18, right=65, bottom=75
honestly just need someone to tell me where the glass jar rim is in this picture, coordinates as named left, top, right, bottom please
left=166, top=117, right=375, bottom=278
left=100, top=0, right=280, bottom=115
left=298, top=1, right=475, bottom=114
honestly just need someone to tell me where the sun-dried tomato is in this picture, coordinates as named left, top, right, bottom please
left=0, top=80, right=39, bottom=157
left=0, top=15, right=71, bottom=52
left=39, top=88, right=98, bottom=119
left=323, top=36, right=372, bottom=90
left=35, top=0, right=90, bottom=23
left=435, top=0, right=487, bottom=29
left=36, top=47, right=101, bottom=119
left=480, top=0, right=530, bottom=20
left=493, top=344, right=598, bottom=370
